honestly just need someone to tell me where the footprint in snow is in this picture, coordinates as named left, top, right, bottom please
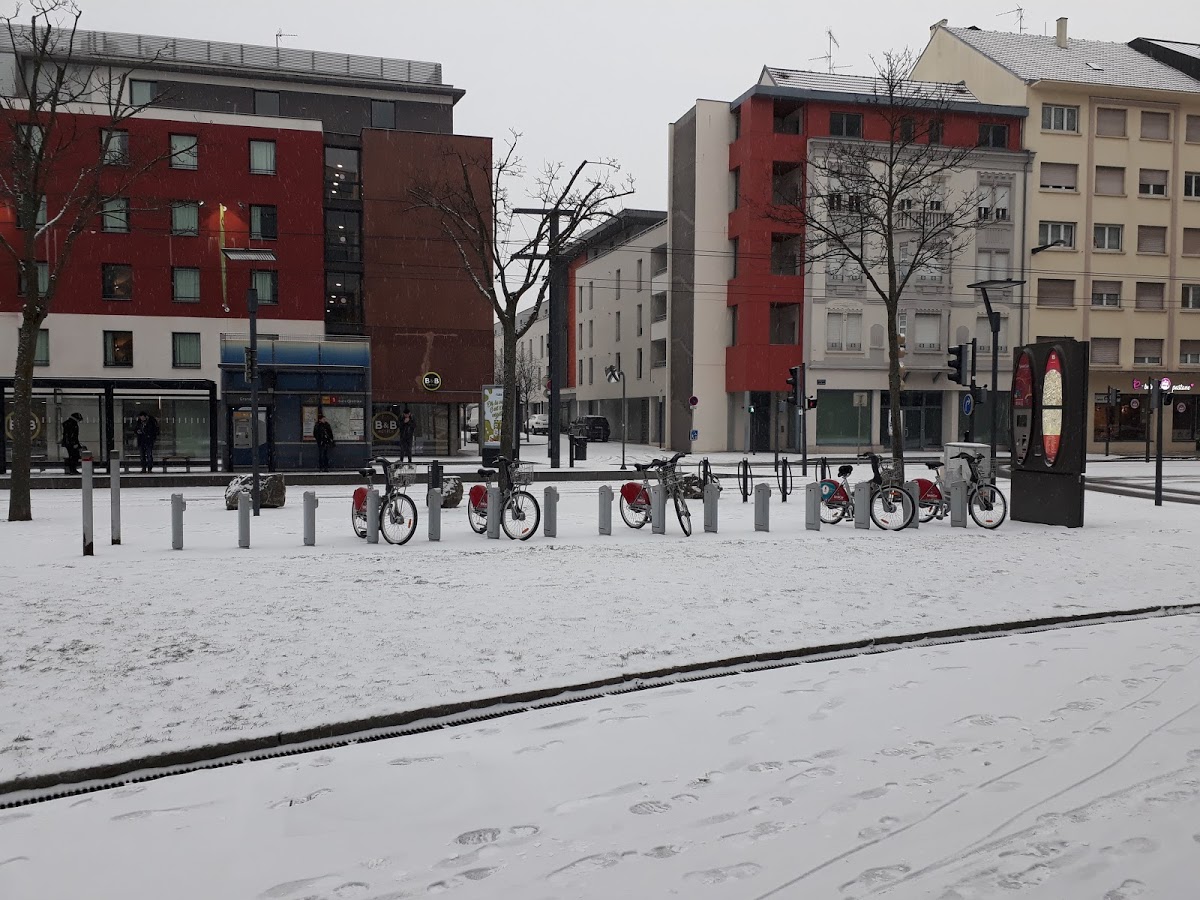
left=269, top=789, right=331, bottom=809
left=630, top=800, right=671, bottom=815
left=683, top=862, right=762, bottom=885
left=455, top=828, right=501, bottom=846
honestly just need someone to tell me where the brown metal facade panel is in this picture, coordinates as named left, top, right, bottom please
left=367, top=326, right=493, bottom=402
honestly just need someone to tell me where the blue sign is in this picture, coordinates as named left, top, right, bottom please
left=690, top=429, right=699, bottom=442
left=962, top=392, right=974, bottom=417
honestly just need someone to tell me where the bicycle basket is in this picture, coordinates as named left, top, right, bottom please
left=510, top=461, right=534, bottom=487
left=876, top=460, right=902, bottom=487
left=388, top=462, right=416, bottom=488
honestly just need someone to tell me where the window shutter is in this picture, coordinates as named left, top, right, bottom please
left=845, top=313, right=862, bottom=350
left=1140, top=168, right=1168, bottom=188
left=1137, top=226, right=1167, bottom=254
left=975, top=315, right=990, bottom=346
left=1134, top=338, right=1163, bottom=363
left=1040, top=162, right=1077, bottom=190
left=1095, top=166, right=1124, bottom=195
left=1091, top=337, right=1119, bottom=365
left=1135, top=282, right=1165, bottom=310
left=915, top=313, right=940, bottom=348
left=826, top=312, right=843, bottom=350
left=1096, top=108, right=1126, bottom=136
left=1037, top=279, right=1075, bottom=307
left=1188, top=115, right=1200, bottom=143
left=1184, top=228, right=1200, bottom=256
left=1141, top=111, right=1170, bottom=140
left=1092, top=280, right=1121, bottom=301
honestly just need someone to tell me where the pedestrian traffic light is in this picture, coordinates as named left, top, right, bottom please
left=785, top=365, right=801, bottom=406
left=806, top=396, right=819, bottom=410
left=947, top=343, right=968, bottom=386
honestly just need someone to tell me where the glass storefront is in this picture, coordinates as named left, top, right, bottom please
left=816, top=389, right=873, bottom=446
left=879, top=390, right=943, bottom=450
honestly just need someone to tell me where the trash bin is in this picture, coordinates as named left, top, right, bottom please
left=572, top=435, right=588, bottom=461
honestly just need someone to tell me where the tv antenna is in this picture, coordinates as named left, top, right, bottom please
left=275, top=29, right=297, bottom=50
left=997, top=6, right=1025, bottom=33
left=810, top=28, right=851, bottom=75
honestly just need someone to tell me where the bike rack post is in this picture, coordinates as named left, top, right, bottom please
left=238, top=491, right=252, bottom=548
left=427, top=489, right=442, bottom=542
left=819, top=457, right=829, bottom=482
left=703, top=482, right=719, bottom=533
left=903, top=481, right=920, bottom=530
left=598, top=484, right=613, bottom=535
left=777, top=458, right=792, bottom=503
left=302, top=491, right=319, bottom=546
left=738, top=459, right=751, bottom=503
left=754, top=482, right=771, bottom=532
left=950, top=481, right=967, bottom=528
left=853, top=481, right=872, bottom=529
left=804, top=482, right=821, bottom=531
left=544, top=486, right=558, bottom=537
left=365, top=489, right=380, bottom=543
left=486, top=485, right=501, bottom=539
left=110, top=449, right=121, bottom=545
left=81, top=455, right=94, bottom=557
left=171, top=493, right=186, bottom=550
left=651, top=484, right=666, bottom=534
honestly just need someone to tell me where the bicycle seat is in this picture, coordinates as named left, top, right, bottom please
left=633, top=462, right=653, bottom=471
left=477, top=468, right=495, bottom=479
left=358, top=468, right=374, bottom=478
left=837, top=464, right=853, bottom=477
left=924, top=462, right=942, bottom=470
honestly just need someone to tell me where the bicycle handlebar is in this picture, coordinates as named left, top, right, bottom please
left=952, top=452, right=984, bottom=462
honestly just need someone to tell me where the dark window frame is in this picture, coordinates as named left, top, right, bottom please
left=103, top=330, right=134, bottom=367
left=102, top=263, right=133, bottom=301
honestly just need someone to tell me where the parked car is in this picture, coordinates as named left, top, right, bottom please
left=529, top=414, right=549, bottom=435
left=570, top=415, right=611, bottom=442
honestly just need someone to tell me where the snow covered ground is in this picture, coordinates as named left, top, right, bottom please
left=2, top=476, right=1197, bottom=785
left=3, top=613, right=1199, bottom=899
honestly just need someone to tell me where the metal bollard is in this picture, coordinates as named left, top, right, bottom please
left=950, top=480, right=967, bottom=528
left=110, top=449, right=121, bottom=545
left=427, top=460, right=443, bottom=502
left=650, top=484, right=666, bottom=534
left=754, top=482, right=771, bottom=532
left=303, top=490, right=318, bottom=546
left=598, top=484, right=613, bottom=535
left=82, top=456, right=94, bottom=557
left=544, top=486, right=558, bottom=537
left=171, top=493, right=186, bottom=550
left=238, top=491, right=251, bottom=548
left=427, top=489, right=442, bottom=541
left=365, top=489, right=380, bottom=543
left=486, top=485, right=501, bottom=539
left=853, top=481, right=872, bottom=529
left=903, top=481, right=920, bottom=530
left=805, top=482, right=822, bottom=531
left=703, top=483, right=719, bottom=533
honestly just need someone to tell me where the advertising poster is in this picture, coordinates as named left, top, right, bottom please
left=481, top=385, right=504, bottom=449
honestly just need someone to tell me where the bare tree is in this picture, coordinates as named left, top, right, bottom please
left=2, top=1, right=175, bottom=520
left=412, top=133, right=632, bottom=461
left=767, top=51, right=988, bottom=478
left=495, top=342, right=539, bottom=436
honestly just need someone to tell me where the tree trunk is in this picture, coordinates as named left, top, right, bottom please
left=885, top=301, right=906, bottom=483
left=7, top=310, right=44, bottom=521
left=501, top=324, right=519, bottom=462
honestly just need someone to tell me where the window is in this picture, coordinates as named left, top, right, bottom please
left=1095, top=166, right=1125, bottom=195
left=102, top=263, right=132, bottom=300
left=251, top=270, right=278, bottom=305
left=1187, top=229, right=1200, bottom=256
left=102, top=129, right=129, bottom=165
left=587, top=319, right=593, bottom=348
left=1040, top=162, right=1077, bottom=191
left=1182, top=341, right=1200, bottom=364
left=1137, top=226, right=1167, bottom=254
left=1092, top=337, right=1120, bottom=365
left=18, top=261, right=48, bottom=296
left=1133, top=338, right=1163, bottom=365
left=16, top=194, right=47, bottom=230
left=615, top=310, right=621, bottom=342
left=1036, top=278, right=1075, bottom=308
left=914, top=313, right=941, bottom=351
left=588, top=357, right=593, bottom=385
left=1139, top=168, right=1167, bottom=196
left=34, top=329, right=49, bottom=367
left=1188, top=116, right=1200, bottom=143
left=1038, top=221, right=1075, bottom=249
left=1185, top=285, right=1200, bottom=310
left=371, top=100, right=396, bottom=129
left=1096, top=107, right=1127, bottom=137
left=254, top=91, right=280, bottom=116
left=578, top=360, right=583, bottom=384
left=249, top=140, right=276, bottom=175
left=101, top=197, right=129, bottom=233
left=103, top=331, right=133, bottom=367
left=975, top=315, right=1009, bottom=353
left=928, top=119, right=944, bottom=145
left=636, top=347, right=643, bottom=379
left=578, top=323, right=582, bottom=347
left=614, top=352, right=621, bottom=376
left=616, top=269, right=621, bottom=299
left=770, top=233, right=802, bottom=275
left=172, top=267, right=200, bottom=303
left=129, top=79, right=156, bottom=106
left=250, top=204, right=278, bottom=240
left=578, top=285, right=583, bottom=312
left=825, top=310, right=862, bottom=352
left=978, top=124, right=1008, bottom=148
left=171, top=201, right=199, bottom=236
left=171, top=332, right=201, bottom=369
left=325, top=209, right=361, bottom=262
left=1135, top=282, right=1165, bottom=310
left=18, top=123, right=44, bottom=157
left=588, top=282, right=593, bottom=309
left=1094, top=225, right=1122, bottom=251
left=829, top=112, right=863, bottom=137
left=170, top=134, right=198, bottom=170
left=1041, top=104, right=1079, bottom=132
left=324, top=146, right=360, bottom=200
left=899, top=117, right=915, bottom=143
left=977, top=249, right=1010, bottom=281
left=1185, top=172, right=1200, bottom=198
left=1141, top=111, right=1171, bottom=141
left=636, top=304, right=643, bottom=336
left=977, top=182, right=1011, bottom=220
left=1092, top=280, right=1121, bottom=307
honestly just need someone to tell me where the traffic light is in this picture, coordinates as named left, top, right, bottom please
left=897, top=333, right=907, bottom=374
left=785, top=365, right=801, bottom=406
left=947, top=343, right=968, bottom=386
left=806, top=396, right=819, bottom=410
left=1107, top=387, right=1120, bottom=407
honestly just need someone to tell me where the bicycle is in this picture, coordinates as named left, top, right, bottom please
left=678, top=457, right=722, bottom=500
left=914, top=452, right=1008, bottom=529
left=817, top=452, right=915, bottom=530
left=619, top=451, right=692, bottom=536
left=351, top=457, right=419, bottom=545
left=467, top=456, right=541, bottom=540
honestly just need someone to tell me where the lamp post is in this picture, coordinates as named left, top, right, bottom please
left=605, top=364, right=626, bottom=470
left=222, top=248, right=277, bottom=516
left=967, top=278, right=1025, bottom=480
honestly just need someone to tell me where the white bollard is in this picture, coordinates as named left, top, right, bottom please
left=303, top=490, right=318, bottom=546
left=703, top=483, right=719, bottom=533
left=110, top=450, right=121, bottom=546
left=754, top=482, right=771, bottom=532
left=486, top=486, right=501, bottom=539
left=598, top=484, right=613, bottom=535
left=427, top=489, right=442, bottom=542
left=950, top=481, right=967, bottom=528
left=805, top=482, right=821, bottom=531
left=82, top=456, right=94, bottom=557
left=238, top=491, right=251, bottom=548
left=171, top=493, right=186, bottom=550
left=366, top=489, right=380, bottom=543
left=651, top=485, right=666, bottom=535
left=544, top=486, right=558, bottom=538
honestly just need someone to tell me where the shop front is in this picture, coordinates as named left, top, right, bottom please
left=1091, top=374, right=1200, bottom=454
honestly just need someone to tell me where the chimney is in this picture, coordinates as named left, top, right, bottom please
left=1056, top=17, right=1068, bottom=49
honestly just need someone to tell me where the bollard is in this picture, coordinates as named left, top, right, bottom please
left=703, top=483, right=719, bottom=533
left=365, top=489, right=380, bottom=544
left=778, top=459, right=792, bottom=503
left=754, top=482, right=771, bottom=532
left=805, top=482, right=822, bottom=531
left=853, top=481, right=872, bottom=529
left=427, top=489, right=442, bottom=541
left=238, top=491, right=251, bottom=548
left=303, top=490, right=318, bottom=546
left=598, top=484, right=613, bottom=535
left=486, top=485, right=501, bottom=539
left=738, top=459, right=752, bottom=503
left=428, top=460, right=443, bottom=503
left=903, top=481, right=920, bottom=530
left=82, top=456, right=94, bottom=557
left=950, top=480, right=967, bottom=528
left=171, top=493, right=186, bottom=550
left=544, top=486, right=558, bottom=537
left=110, top=449, right=121, bottom=545
left=650, top=484, right=666, bottom=534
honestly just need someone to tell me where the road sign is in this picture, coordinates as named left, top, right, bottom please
left=853, top=392, right=868, bottom=408
left=962, top=392, right=974, bottom=417
left=688, top=395, right=699, bottom=408
left=606, top=368, right=621, bottom=384
left=1178, top=401, right=1187, bottom=414
left=690, top=429, right=699, bottom=441
left=422, top=372, right=442, bottom=391
left=1130, top=397, right=1140, bottom=410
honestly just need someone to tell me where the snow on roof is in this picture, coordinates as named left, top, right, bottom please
left=761, top=67, right=980, bottom=102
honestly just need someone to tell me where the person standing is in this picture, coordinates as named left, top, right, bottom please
left=135, top=411, right=158, bottom=473
left=313, top=413, right=335, bottom=472
left=398, top=408, right=416, bottom=464
left=61, top=412, right=82, bottom=475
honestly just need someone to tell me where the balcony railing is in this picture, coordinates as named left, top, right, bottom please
left=651, top=310, right=668, bottom=323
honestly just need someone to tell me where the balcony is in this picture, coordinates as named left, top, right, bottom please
left=651, top=268, right=668, bottom=297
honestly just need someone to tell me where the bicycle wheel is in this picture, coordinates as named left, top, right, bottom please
left=918, top=501, right=939, bottom=524
left=969, top=483, right=1008, bottom=529
left=820, top=500, right=846, bottom=525
left=467, top=498, right=488, bottom=534
left=379, top=493, right=418, bottom=545
left=673, top=491, right=692, bottom=536
left=351, top=500, right=367, bottom=539
left=870, top=486, right=913, bottom=531
left=620, top=493, right=650, bottom=528
left=502, top=489, right=541, bottom=540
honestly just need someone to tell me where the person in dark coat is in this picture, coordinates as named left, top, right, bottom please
left=398, top=408, right=416, bottom=464
left=61, top=412, right=82, bottom=475
left=313, top=413, right=335, bottom=472
left=135, top=411, right=159, bottom=473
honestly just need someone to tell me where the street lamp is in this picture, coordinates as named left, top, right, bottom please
left=1031, top=239, right=1066, bottom=254
left=222, top=247, right=277, bottom=516
left=967, top=278, right=1025, bottom=480
left=604, top=364, right=626, bottom=470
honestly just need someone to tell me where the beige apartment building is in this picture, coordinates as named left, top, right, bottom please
left=916, top=19, right=1200, bottom=453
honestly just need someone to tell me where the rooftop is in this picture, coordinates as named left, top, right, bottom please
left=761, top=68, right=980, bottom=102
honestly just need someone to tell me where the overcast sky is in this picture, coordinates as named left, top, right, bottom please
left=55, top=1, right=1200, bottom=209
